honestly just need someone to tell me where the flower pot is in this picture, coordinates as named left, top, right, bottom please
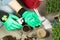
left=23, top=25, right=33, bottom=32
left=37, top=28, right=50, bottom=38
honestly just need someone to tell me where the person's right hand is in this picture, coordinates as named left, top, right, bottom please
left=22, top=11, right=42, bottom=28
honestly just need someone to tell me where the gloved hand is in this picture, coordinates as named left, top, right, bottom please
left=0, top=10, right=23, bottom=31
left=22, top=11, right=42, bottom=28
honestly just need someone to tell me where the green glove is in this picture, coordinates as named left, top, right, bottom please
left=22, top=11, right=42, bottom=28
left=3, top=14, right=23, bottom=30
left=0, top=11, right=23, bottom=31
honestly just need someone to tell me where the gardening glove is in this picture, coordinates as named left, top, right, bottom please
left=0, top=10, right=23, bottom=31
left=22, top=11, right=42, bottom=28
left=15, top=6, right=42, bottom=28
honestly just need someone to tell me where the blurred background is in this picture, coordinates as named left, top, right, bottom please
left=46, top=0, right=60, bottom=40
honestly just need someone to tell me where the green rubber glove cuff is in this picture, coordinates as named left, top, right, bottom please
left=3, top=14, right=23, bottom=31
left=22, top=11, right=42, bottom=28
